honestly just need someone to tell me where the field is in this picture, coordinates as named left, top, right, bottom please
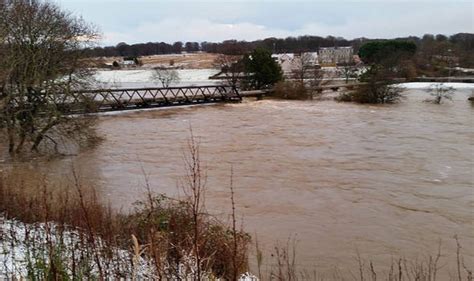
left=99, top=52, right=222, bottom=69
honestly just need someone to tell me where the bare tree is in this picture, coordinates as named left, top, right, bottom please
left=0, top=0, right=99, bottom=155
left=273, top=52, right=335, bottom=100
left=182, top=128, right=206, bottom=281
left=291, top=52, right=316, bottom=82
left=337, top=63, right=357, bottom=83
left=151, top=68, right=180, bottom=88
left=425, top=83, right=454, bottom=104
left=214, top=54, right=244, bottom=88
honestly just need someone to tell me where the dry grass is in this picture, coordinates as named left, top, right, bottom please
left=97, top=53, right=221, bottom=69
left=251, top=237, right=473, bottom=281
left=272, top=81, right=312, bottom=100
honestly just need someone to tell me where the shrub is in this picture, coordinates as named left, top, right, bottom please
left=349, top=83, right=404, bottom=104
left=469, top=91, right=474, bottom=102
left=272, top=81, right=312, bottom=100
left=339, top=65, right=404, bottom=104
left=334, top=91, right=354, bottom=102
left=425, top=83, right=454, bottom=104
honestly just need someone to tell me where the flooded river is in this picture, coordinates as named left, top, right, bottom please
left=3, top=85, right=474, bottom=275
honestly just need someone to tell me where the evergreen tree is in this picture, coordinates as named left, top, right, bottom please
left=243, top=48, right=283, bottom=89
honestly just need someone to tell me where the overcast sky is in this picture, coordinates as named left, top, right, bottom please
left=55, top=0, right=473, bottom=46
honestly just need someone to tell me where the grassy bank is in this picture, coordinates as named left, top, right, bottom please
left=0, top=138, right=250, bottom=280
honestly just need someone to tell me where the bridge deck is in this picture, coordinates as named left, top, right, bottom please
left=6, top=83, right=369, bottom=115
left=55, top=85, right=241, bottom=114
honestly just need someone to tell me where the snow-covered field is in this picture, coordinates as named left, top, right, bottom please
left=399, top=82, right=474, bottom=89
left=94, top=69, right=220, bottom=88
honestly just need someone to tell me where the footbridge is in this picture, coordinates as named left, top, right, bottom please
left=55, top=85, right=241, bottom=114
left=8, top=83, right=363, bottom=115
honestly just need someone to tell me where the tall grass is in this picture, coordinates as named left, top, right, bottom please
left=252, top=237, right=473, bottom=281
left=0, top=137, right=251, bottom=280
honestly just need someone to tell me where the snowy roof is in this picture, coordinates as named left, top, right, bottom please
left=319, top=46, right=353, bottom=50
left=272, top=53, right=295, bottom=60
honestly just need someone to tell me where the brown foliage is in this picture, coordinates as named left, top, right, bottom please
left=0, top=151, right=250, bottom=279
left=273, top=81, right=311, bottom=100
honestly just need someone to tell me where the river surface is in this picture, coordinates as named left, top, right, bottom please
left=3, top=85, right=474, bottom=276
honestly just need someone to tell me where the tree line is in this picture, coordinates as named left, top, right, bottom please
left=84, top=33, right=474, bottom=67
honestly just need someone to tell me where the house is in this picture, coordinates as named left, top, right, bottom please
left=272, top=53, right=296, bottom=74
left=120, top=58, right=136, bottom=66
left=319, top=47, right=354, bottom=65
left=272, top=52, right=320, bottom=76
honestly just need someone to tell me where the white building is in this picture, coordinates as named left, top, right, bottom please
left=272, top=53, right=295, bottom=74
left=272, top=52, right=319, bottom=76
left=319, top=47, right=354, bottom=65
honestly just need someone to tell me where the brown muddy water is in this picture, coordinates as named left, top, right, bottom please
left=3, top=87, right=474, bottom=275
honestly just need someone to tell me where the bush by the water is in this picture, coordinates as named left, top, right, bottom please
left=335, top=83, right=403, bottom=104
left=425, top=83, right=454, bottom=104
left=272, top=81, right=312, bottom=100
left=337, top=65, right=404, bottom=104
left=344, top=83, right=404, bottom=104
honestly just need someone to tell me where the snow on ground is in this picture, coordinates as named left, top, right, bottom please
left=399, top=82, right=474, bottom=89
left=0, top=218, right=149, bottom=278
left=94, top=69, right=220, bottom=88
left=1, top=217, right=258, bottom=280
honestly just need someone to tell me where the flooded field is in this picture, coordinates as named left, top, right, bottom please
left=2, top=85, right=473, bottom=275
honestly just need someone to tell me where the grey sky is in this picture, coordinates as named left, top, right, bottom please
left=55, top=0, right=473, bottom=46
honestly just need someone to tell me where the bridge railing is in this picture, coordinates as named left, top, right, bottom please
left=5, top=85, right=241, bottom=114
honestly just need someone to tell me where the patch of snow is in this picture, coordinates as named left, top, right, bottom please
left=399, top=82, right=474, bottom=89
left=94, top=69, right=220, bottom=88
left=1, top=217, right=259, bottom=280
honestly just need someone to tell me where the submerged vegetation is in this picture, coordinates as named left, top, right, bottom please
left=425, top=84, right=455, bottom=104
left=272, top=81, right=311, bottom=100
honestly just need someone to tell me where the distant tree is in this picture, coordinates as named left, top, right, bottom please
left=185, top=42, right=200, bottom=53
left=151, top=68, right=180, bottom=87
left=337, top=63, right=358, bottom=83
left=425, top=83, right=454, bottom=104
left=133, top=57, right=142, bottom=66
left=0, top=0, right=99, bottom=155
left=342, top=40, right=415, bottom=104
left=214, top=54, right=244, bottom=88
left=286, top=52, right=330, bottom=99
left=358, top=40, right=417, bottom=65
left=173, top=42, right=183, bottom=53
left=116, top=42, right=131, bottom=56
left=291, top=53, right=316, bottom=82
left=243, top=48, right=283, bottom=89
left=344, top=65, right=404, bottom=104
